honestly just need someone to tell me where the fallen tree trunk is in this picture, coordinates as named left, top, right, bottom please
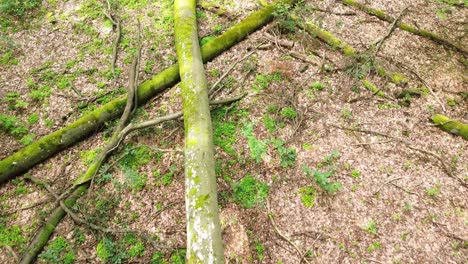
left=431, top=114, right=468, bottom=140
left=18, top=95, right=244, bottom=264
left=175, top=0, right=223, bottom=262
left=292, top=15, right=409, bottom=86
left=19, top=184, right=88, bottom=264
left=0, top=0, right=290, bottom=185
left=341, top=0, right=467, bottom=55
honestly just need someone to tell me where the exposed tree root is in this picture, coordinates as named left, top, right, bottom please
left=341, top=0, right=467, bottom=55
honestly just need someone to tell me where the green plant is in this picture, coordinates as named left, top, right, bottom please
left=3, top=92, right=28, bottom=110
left=128, top=242, right=145, bottom=258
left=280, top=107, right=297, bottom=119
left=0, top=114, right=28, bottom=137
left=251, top=72, right=282, bottom=91
left=254, top=240, right=265, bottom=260
left=0, top=219, right=27, bottom=247
left=96, top=237, right=127, bottom=263
left=311, top=81, right=325, bottom=92
left=272, top=138, right=296, bottom=167
left=0, top=0, right=41, bottom=16
left=341, top=107, right=352, bottom=119
left=426, top=185, right=441, bottom=197
left=27, top=113, right=39, bottom=124
left=367, top=241, right=381, bottom=252
left=263, top=115, right=276, bottom=133
left=19, top=133, right=35, bottom=145
left=29, top=85, right=52, bottom=101
left=303, top=166, right=342, bottom=194
left=242, top=123, right=268, bottom=163
left=232, top=174, right=269, bottom=208
left=299, top=186, right=316, bottom=208
left=212, top=106, right=238, bottom=156
left=350, top=170, right=360, bottom=179
left=39, top=237, right=76, bottom=264
left=363, top=219, right=378, bottom=235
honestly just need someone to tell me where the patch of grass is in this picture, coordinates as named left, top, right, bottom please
left=212, top=106, right=238, bottom=156
left=280, top=106, right=297, bottom=119
left=311, top=81, right=325, bottom=92
left=29, top=85, right=52, bottom=101
left=3, top=92, right=28, bottom=110
left=0, top=219, right=27, bottom=248
left=153, top=165, right=177, bottom=186
left=426, top=185, right=441, bottom=197
left=362, top=219, right=378, bottom=235
left=242, top=123, right=268, bottom=163
left=0, top=114, right=28, bottom=137
left=341, top=107, right=352, bottom=119
left=27, top=113, right=39, bottom=124
left=350, top=170, right=360, bottom=179
left=254, top=239, right=265, bottom=261
left=263, top=115, right=277, bottom=134
left=96, top=236, right=128, bottom=263
left=232, top=174, right=269, bottom=208
left=299, top=186, right=316, bottom=208
left=377, top=102, right=400, bottom=110
left=0, top=49, right=18, bottom=66
left=251, top=72, right=282, bottom=91
left=366, top=241, right=381, bottom=252
left=19, top=133, right=35, bottom=145
left=39, top=237, right=76, bottom=264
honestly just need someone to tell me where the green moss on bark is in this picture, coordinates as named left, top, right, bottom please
left=0, top=0, right=294, bottom=184
left=431, top=114, right=468, bottom=140
left=342, top=0, right=467, bottom=54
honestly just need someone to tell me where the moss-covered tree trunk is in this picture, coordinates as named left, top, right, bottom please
left=431, top=114, right=468, bottom=140
left=174, top=0, right=224, bottom=262
left=0, top=0, right=289, bottom=185
left=341, top=0, right=467, bottom=54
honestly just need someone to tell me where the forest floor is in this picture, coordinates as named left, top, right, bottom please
left=0, top=0, right=467, bottom=263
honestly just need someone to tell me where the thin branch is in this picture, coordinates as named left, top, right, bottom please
left=266, top=200, right=311, bottom=264
left=373, top=177, right=403, bottom=196
left=208, top=48, right=259, bottom=99
left=374, top=6, right=408, bottom=57
left=330, top=124, right=466, bottom=188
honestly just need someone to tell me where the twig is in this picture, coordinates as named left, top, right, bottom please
left=351, top=139, right=394, bottom=146
left=374, top=7, right=408, bottom=57
left=385, top=58, right=446, bottom=112
left=310, top=7, right=356, bottom=16
left=373, top=177, right=403, bottom=195
left=1, top=199, right=49, bottom=216
left=208, top=47, right=259, bottom=99
left=104, top=0, right=121, bottom=74
left=58, top=200, right=160, bottom=248
left=266, top=200, right=311, bottom=264
left=330, top=124, right=466, bottom=188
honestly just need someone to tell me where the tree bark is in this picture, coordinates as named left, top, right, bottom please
left=175, top=0, right=223, bottom=262
left=341, top=0, right=467, bottom=55
left=431, top=114, right=468, bottom=140
left=0, top=1, right=289, bottom=185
